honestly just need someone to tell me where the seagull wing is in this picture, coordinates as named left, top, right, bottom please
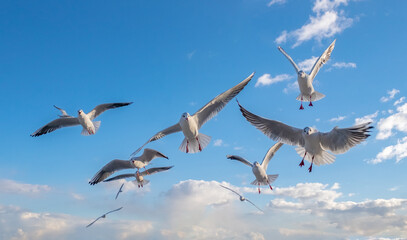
left=220, top=184, right=242, bottom=197
left=238, top=102, right=305, bottom=147
left=104, top=174, right=135, bottom=182
left=226, top=155, right=253, bottom=168
left=245, top=198, right=264, bottom=213
left=89, top=159, right=134, bottom=185
left=115, top=183, right=124, bottom=200
left=87, top=102, right=133, bottom=120
left=86, top=216, right=102, bottom=228
left=278, top=46, right=300, bottom=74
left=31, top=117, right=80, bottom=137
left=192, top=73, right=254, bottom=129
left=53, top=105, right=70, bottom=117
left=131, top=123, right=182, bottom=157
left=140, top=148, right=169, bottom=163
left=319, top=122, right=373, bottom=154
left=309, top=39, right=336, bottom=82
left=261, top=142, right=284, bottom=171
left=105, top=207, right=123, bottom=215
left=139, top=166, right=174, bottom=177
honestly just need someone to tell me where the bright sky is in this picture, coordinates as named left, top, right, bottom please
left=1, top=0, right=407, bottom=239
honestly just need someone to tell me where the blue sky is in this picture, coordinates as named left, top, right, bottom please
left=1, top=0, right=407, bottom=239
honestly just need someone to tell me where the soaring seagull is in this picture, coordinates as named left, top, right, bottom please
left=220, top=185, right=264, bottom=212
left=86, top=207, right=123, bottom=228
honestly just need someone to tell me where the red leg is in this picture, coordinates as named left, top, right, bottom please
left=300, top=97, right=304, bottom=110
left=299, top=152, right=306, bottom=167
left=269, top=182, right=273, bottom=190
left=308, top=156, right=314, bottom=173
left=138, top=184, right=140, bottom=188
left=196, top=137, right=202, bottom=151
left=258, top=183, right=261, bottom=194
left=309, top=95, right=313, bottom=106
left=144, top=167, right=150, bottom=175
left=186, top=140, right=189, bottom=153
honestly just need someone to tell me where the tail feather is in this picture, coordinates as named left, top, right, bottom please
left=296, top=91, right=325, bottom=102
left=81, top=128, right=91, bottom=136
left=179, top=133, right=212, bottom=153
left=295, top=147, right=335, bottom=166
left=250, top=175, right=279, bottom=186
left=93, top=121, right=101, bottom=133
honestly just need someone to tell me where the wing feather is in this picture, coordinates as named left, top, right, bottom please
left=309, top=39, right=336, bottom=81
left=261, top=142, right=283, bottom=171
left=139, top=166, right=174, bottom=177
left=87, top=102, right=132, bottom=120
left=89, top=159, right=134, bottom=185
left=226, top=155, right=253, bottom=168
left=278, top=46, right=300, bottom=74
left=31, top=117, right=80, bottom=137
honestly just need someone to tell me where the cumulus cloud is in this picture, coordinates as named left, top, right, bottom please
left=268, top=0, right=286, bottom=7
left=275, top=0, right=353, bottom=47
left=329, top=115, right=346, bottom=122
left=283, top=81, right=299, bottom=94
left=380, top=89, right=400, bottom=103
left=369, top=136, right=407, bottom=164
left=0, top=179, right=51, bottom=196
left=376, top=103, right=407, bottom=139
left=255, top=73, right=293, bottom=87
left=354, top=111, right=378, bottom=125
left=298, top=56, right=319, bottom=73
left=331, top=61, right=357, bottom=69
left=394, top=97, right=405, bottom=106
left=213, top=139, right=224, bottom=147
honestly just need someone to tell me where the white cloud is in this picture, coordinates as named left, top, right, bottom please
left=213, top=139, right=224, bottom=147
left=354, top=111, right=378, bottom=126
left=255, top=73, right=293, bottom=87
left=283, top=81, right=299, bottom=94
left=376, top=103, right=407, bottom=139
left=275, top=0, right=353, bottom=47
left=380, top=89, right=400, bottom=103
left=0, top=179, right=51, bottom=196
left=187, top=50, right=196, bottom=60
left=331, top=61, right=357, bottom=69
left=329, top=115, right=346, bottom=122
left=394, top=97, right=405, bottom=106
left=389, top=186, right=399, bottom=192
left=268, top=0, right=286, bottom=7
left=298, top=56, right=319, bottom=73
left=369, top=136, right=407, bottom=164
left=331, top=182, right=340, bottom=190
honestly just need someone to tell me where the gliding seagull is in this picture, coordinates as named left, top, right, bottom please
left=115, top=183, right=124, bottom=200
left=86, top=207, right=123, bottom=228
left=220, top=185, right=264, bottom=212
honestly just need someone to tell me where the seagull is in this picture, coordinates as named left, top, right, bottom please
left=104, top=166, right=174, bottom=188
left=238, top=102, right=373, bottom=172
left=115, top=183, right=124, bottom=200
left=227, top=142, right=282, bottom=194
left=31, top=102, right=133, bottom=137
left=131, top=73, right=254, bottom=156
left=278, top=39, right=336, bottom=109
left=220, top=185, right=264, bottom=212
left=89, top=148, right=168, bottom=185
left=86, top=207, right=123, bottom=228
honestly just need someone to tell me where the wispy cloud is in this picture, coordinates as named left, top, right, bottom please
left=0, top=179, right=51, bottom=196
left=331, top=61, right=357, bottom=69
left=255, top=73, right=293, bottom=87
left=275, top=0, right=353, bottom=47
left=376, top=102, right=407, bottom=139
left=354, top=111, right=378, bottom=125
left=394, top=96, right=405, bottom=106
left=187, top=50, right=196, bottom=60
left=283, top=81, right=299, bottom=94
left=213, top=139, right=224, bottom=147
left=298, top=56, right=319, bottom=72
left=267, top=0, right=286, bottom=7
left=369, top=136, right=407, bottom=164
left=380, top=89, right=400, bottom=103
left=329, top=115, right=346, bottom=122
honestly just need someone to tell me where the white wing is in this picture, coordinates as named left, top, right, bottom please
left=309, top=39, right=336, bottom=81
left=87, top=102, right=132, bottom=120
left=104, top=173, right=135, bottom=182
left=139, top=166, right=174, bottom=177
left=131, top=123, right=182, bottom=157
left=245, top=198, right=264, bottom=213
left=139, top=148, right=169, bottom=162
left=278, top=46, right=300, bottom=74
left=53, top=105, right=70, bottom=117
left=319, top=122, right=373, bottom=154
left=89, top=160, right=134, bottom=185
left=261, top=142, right=284, bottom=171
left=238, top=102, right=305, bottom=147
left=226, top=155, right=253, bottom=168
left=192, top=73, right=254, bottom=129
left=31, top=117, right=80, bottom=137
left=220, top=184, right=243, bottom=197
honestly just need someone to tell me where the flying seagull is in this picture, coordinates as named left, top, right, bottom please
left=89, top=148, right=168, bottom=185
left=220, top=185, right=264, bottom=212
left=278, top=39, right=336, bottom=109
left=31, top=102, right=133, bottom=137
left=104, top=166, right=174, bottom=188
left=115, top=183, right=124, bottom=200
left=238, top=102, right=372, bottom=172
left=86, top=207, right=123, bottom=228
left=131, top=72, right=254, bottom=156
left=227, top=142, right=282, bottom=193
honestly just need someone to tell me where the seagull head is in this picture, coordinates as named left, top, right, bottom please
left=181, top=112, right=190, bottom=122
left=77, top=109, right=84, bottom=115
left=303, top=127, right=315, bottom=135
left=254, top=161, right=260, bottom=167
left=298, top=70, right=306, bottom=78
left=240, top=196, right=245, bottom=201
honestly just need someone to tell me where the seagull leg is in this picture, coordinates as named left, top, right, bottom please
left=299, top=152, right=306, bottom=167
left=300, top=97, right=304, bottom=110
left=309, top=95, right=313, bottom=107
left=144, top=167, right=150, bottom=175
left=138, top=184, right=140, bottom=188
left=268, top=181, right=273, bottom=190
left=196, top=137, right=202, bottom=151
left=136, top=170, right=140, bottom=178
left=258, top=183, right=261, bottom=194
left=186, top=140, right=189, bottom=153
left=308, top=156, right=314, bottom=173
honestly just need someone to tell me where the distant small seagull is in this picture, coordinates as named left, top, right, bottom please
left=89, top=148, right=168, bottom=185
left=115, top=183, right=124, bottom=200
left=238, top=102, right=373, bottom=172
left=227, top=142, right=282, bottom=194
left=86, top=207, right=123, bottom=228
left=104, top=166, right=173, bottom=188
left=220, top=185, right=264, bottom=212
left=131, top=73, right=254, bottom=156
left=31, top=102, right=132, bottom=137
left=278, top=40, right=336, bottom=109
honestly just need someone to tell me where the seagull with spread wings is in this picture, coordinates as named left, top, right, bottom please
left=31, top=102, right=132, bottom=137
left=131, top=73, right=254, bottom=156
left=238, top=102, right=372, bottom=172
left=227, top=142, right=282, bottom=193
left=115, top=183, right=124, bottom=200
left=89, top=148, right=168, bottom=185
left=278, top=40, right=336, bottom=109
left=220, top=185, right=264, bottom=212
left=86, top=207, right=123, bottom=228
left=104, top=166, right=173, bottom=188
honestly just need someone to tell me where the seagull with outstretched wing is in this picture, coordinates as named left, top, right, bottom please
left=31, top=102, right=132, bottom=137
left=131, top=73, right=254, bottom=156
left=278, top=40, right=336, bottom=109
left=86, top=207, right=123, bottom=228
left=238, top=102, right=373, bottom=172
left=220, top=185, right=264, bottom=212
left=227, top=142, right=282, bottom=193
left=115, top=183, right=124, bottom=200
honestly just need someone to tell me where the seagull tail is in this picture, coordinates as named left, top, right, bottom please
left=93, top=121, right=101, bottom=133
left=296, top=91, right=325, bottom=102
left=295, top=147, right=335, bottom=166
left=179, top=133, right=211, bottom=154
